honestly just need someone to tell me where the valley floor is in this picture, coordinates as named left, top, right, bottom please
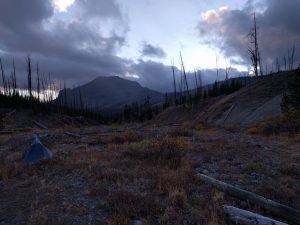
left=0, top=115, right=299, bottom=225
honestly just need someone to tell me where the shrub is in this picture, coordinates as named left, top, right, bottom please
left=242, top=163, right=262, bottom=174
left=168, top=189, right=188, bottom=208
left=123, top=136, right=188, bottom=169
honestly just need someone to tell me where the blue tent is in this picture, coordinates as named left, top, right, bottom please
left=21, top=136, right=53, bottom=164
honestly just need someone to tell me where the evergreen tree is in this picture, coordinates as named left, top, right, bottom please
left=281, top=68, right=300, bottom=132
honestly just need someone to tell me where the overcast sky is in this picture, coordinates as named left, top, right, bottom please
left=0, top=0, right=299, bottom=92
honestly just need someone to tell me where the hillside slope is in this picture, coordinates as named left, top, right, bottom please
left=199, top=71, right=296, bottom=127
left=155, top=71, right=296, bottom=128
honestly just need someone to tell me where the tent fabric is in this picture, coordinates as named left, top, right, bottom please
left=21, top=136, right=53, bottom=164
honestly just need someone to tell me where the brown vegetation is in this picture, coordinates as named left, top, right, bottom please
left=0, top=112, right=299, bottom=224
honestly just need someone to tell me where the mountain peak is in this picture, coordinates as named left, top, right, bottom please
left=58, top=75, right=163, bottom=114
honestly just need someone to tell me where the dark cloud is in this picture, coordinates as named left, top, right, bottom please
left=128, top=60, right=172, bottom=92
left=0, top=0, right=129, bottom=88
left=197, top=0, right=300, bottom=70
left=0, top=0, right=251, bottom=94
left=0, top=0, right=53, bottom=29
left=127, top=60, right=244, bottom=92
left=141, top=43, right=166, bottom=58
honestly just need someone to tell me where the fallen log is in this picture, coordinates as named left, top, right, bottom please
left=0, top=146, right=13, bottom=151
left=64, top=132, right=82, bottom=138
left=4, top=109, right=16, bottom=119
left=0, top=131, right=13, bottom=135
left=224, top=205, right=288, bottom=225
left=32, top=120, right=48, bottom=129
left=197, top=174, right=300, bottom=224
left=223, top=104, right=235, bottom=123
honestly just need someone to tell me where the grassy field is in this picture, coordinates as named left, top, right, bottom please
left=0, top=113, right=299, bottom=224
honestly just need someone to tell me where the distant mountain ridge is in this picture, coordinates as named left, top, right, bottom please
left=57, top=76, right=164, bottom=114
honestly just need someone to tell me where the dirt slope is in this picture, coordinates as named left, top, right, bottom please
left=199, top=71, right=296, bottom=128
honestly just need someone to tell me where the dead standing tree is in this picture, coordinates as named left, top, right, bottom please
left=27, top=56, right=33, bottom=99
left=180, top=52, right=191, bottom=103
left=288, top=45, right=296, bottom=71
left=171, top=59, right=177, bottom=104
left=12, top=59, right=17, bottom=95
left=248, top=13, right=262, bottom=78
left=36, top=63, right=40, bottom=102
left=0, top=58, right=7, bottom=95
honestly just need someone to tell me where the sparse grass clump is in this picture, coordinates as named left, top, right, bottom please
left=293, top=134, right=300, bottom=142
left=246, top=114, right=300, bottom=136
left=242, top=162, right=263, bottom=174
left=109, top=131, right=142, bottom=144
left=85, top=131, right=204, bottom=224
left=168, top=189, right=188, bottom=208
left=123, top=135, right=188, bottom=169
left=279, top=163, right=299, bottom=176
left=168, top=126, right=193, bottom=137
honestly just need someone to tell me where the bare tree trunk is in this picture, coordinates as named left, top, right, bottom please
left=171, top=59, right=177, bottom=104
left=0, top=58, right=7, bottom=95
left=276, top=58, right=280, bottom=73
left=27, top=56, right=32, bottom=99
left=198, top=174, right=300, bottom=223
left=259, top=51, right=263, bottom=76
left=198, top=70, right=203, bottom=89
left=248, top=13, right=260, bottom=78
left=12, top=59, right=17, bottom=95
left=41, top=74, right=46, bottom=103
left=37, top=63, right=40, bottom=102
left=180, top=52, right=190, bottom=102
left=194, top=69, right=199, bottom=92
left=225, top=61, right=230, bottom=81
left=291, top=45, right=295, bottom=71
left=64, top=80, right=68, bottom=108
left=78, top=87, right=84, bottom=113
left=224, top=206, right=288, bottom=225
left=216, top=54, right=219, bottom=81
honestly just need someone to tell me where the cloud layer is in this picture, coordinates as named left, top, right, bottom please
left=197, top=0, right=300, bottom=71
left=141, top=43, right=166, bottom=58
left=0, top=0, right=129, bottom=85
left=0, top=0, right=299, bottom=93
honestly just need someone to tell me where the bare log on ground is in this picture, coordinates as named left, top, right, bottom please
left=224, top=205, right=288, bottom=225
left=0, top=131, right=13, bottom=135
left=64, top=132, right=82, bottom=138
left=0, top=146, right=13, bottom=151
left=197, top=174, right=300, bottom=224
left=4, top=109, right=16, bottom=119
left=32, top=120, right=48, bottom=129
left=223, top=104, right=235, bottom=123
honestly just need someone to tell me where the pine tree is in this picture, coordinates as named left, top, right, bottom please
left=281, top=68, right=300, bottom=132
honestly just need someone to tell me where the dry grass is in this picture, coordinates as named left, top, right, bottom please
left=279, top=163, right=300, bottom=176
left=242, top=163, right=263, bottom=174
left=246, top=115, right=300, bottom=136
left=1, top=118, right=299, bottom=224
left=99, top=131, right=144, bottom=145
left=83, top=132, right=211, bottom=225
left=293, top=134, right=300, bottom=142
left=167, top=126, right=193, bottom=137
